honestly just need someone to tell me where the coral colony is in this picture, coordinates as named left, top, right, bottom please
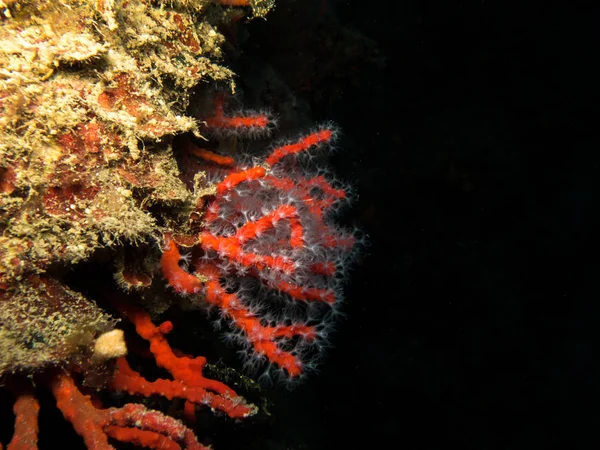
left=164, top=95, right=356, bottom=381
left=0, top=1, right=358, bottom=449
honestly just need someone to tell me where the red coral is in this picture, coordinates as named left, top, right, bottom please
left=110, top=304, right=255, bottom=420
left=50, top=371, right=207, bottom=450
left=1, top=92, right=358, bottom=448
left=162, top=95, right=358, bottom=381
left=2, top=306, right=254, bottom=449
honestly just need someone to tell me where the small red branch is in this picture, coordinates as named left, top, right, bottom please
left=205, top=92, right=270, bottom=134
left=161, top=235, right=203, bottom=294
left=49, top=371, right=207, bottom=450
left=111, top=303, right=255, bottom=419
left=6, top=383, right=39, bottom=450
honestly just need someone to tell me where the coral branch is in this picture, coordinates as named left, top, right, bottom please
left=217, top=0, right=251, bottom=6
left=111, top=303, right=255, bottom=419
left=182, top=139, right=235, bottom=167
left=205, top=93, right=270, bottom=136
left=6, top=384, right=39, bottom=450
left=49, top=371, right=207, bottom=450
left=161, top=96, right=358, bottom=380
left=198, top=260, right=316, bottom=377
left=161, top=235, right=203, bottom=295
left=265, top=128, right=333, bottom=166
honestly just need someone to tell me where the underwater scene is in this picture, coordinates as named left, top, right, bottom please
left=0, top=1, right=598, bottom=449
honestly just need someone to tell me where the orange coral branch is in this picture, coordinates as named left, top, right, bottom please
left=216, top=0, right=251, bottom=6
left=112, top=303, right=255, bottom=419
left=197, top=260, right=317, bottom=377
left=161, top=234, right=203, bottom=294
left=205, top=93, right=269, bottom=132
left=182, top=139, right=235, bottom=167
left=49, top=371, right=207, bottom=450
left=6, top=384, right=39, bottom=450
